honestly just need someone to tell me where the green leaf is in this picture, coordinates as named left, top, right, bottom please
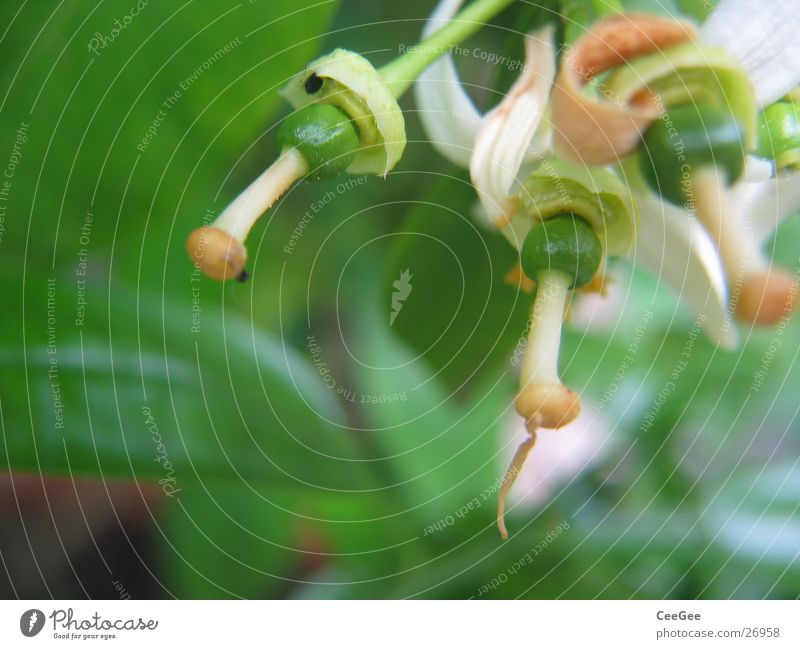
left=160, top=483, right=305, bottom=599
left=384, top=174, right=531, bottom=396
left=0, top=1, right=358, bottom=486
left=0, top=0, right=342, bottom=288
left=0, top=280, right=364, bottom=491
left=346, top=253, right=516, bottom=528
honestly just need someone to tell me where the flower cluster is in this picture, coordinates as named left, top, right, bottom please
left=185, top=0, right=800, bottom=539
left=415, top=0, right=800, bottom=538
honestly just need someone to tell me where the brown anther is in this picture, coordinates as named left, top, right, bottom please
left=736, top=270, right=797, bottom=326
left=186, top=226, right=247, bottom=282
left=514, top=383, right=581, bottom=430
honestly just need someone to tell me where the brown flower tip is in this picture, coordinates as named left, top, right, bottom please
left=736, top=270, right=797, bottom=326
left=514, top=383, right=581, bottom=430
left=186, top=226, right=247, bottom=281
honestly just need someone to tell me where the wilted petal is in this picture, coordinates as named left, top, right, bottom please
left=701, top=0, right=800, bottom=107
left=469, top=27, right=557, bottom=226
left=551, top=14, right=696, bottom=165
left=414, top=0, right=480, bottom=168
left=634, top=189, right=737, bottom=349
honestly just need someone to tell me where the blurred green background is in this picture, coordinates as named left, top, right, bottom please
left=1, top=0, right=798, bottom=599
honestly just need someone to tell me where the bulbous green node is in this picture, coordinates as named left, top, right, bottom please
left=755, top=101, right=800, bottom=170
left=278, top=104, right=359, bottom=181
left=640, top=104, right=745, bottom=206
left=521, top=214, right=602, bottom=289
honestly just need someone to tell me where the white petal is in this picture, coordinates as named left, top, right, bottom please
left=702, top=0, right=800, bottom=106
left=633, top=190, right=738, bottom=349
left=414, top=0, right=480, bottom=168
left=469, top=27, right=557, bottom=226
left=743, top=155, right=775, bottom=185
left=748, top=169, right=800, bottom=246
left=729, top=156, right=775, bottom=223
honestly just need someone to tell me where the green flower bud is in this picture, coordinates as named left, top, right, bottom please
left=514, top=160, right=638, bottom=257
left=755, top=101, right=800, bottom=171
left=282, top=49, right=406, bottom=177
left=278, top=104, right=359, bottom=181
left=521, top=214, right=602, bottom=289
left=640, top=104, right=745, bottom=206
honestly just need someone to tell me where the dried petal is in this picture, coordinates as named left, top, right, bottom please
left=470, top=27, right=557, bottom=225
left=551, top=13, right=696, bottom=165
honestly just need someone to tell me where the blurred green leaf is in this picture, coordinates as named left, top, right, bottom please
left=384, top=174, right=531, bottom=397
left=0, top=0, right=341, bottom=289
left=0, top=0, right=363, bottom=489
left=0, top=280, right=365, bottom=490
left=349, top=252, right=517, bottom=525
left=674, top=0, right=718, bottom=21
left=160, top=483, right=306, bottom=599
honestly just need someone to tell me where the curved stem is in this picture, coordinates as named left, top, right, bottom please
left=214, top=148, right=308, bottom=242
left=497, top=429, right=538, bottom=540
left=520, top=270, right=571, bottom=388
left=379, top=0, right=515, bottom=98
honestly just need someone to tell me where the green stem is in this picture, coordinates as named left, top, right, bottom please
left=520, top=270, right=570, bottom=387
left=378, top=0, right=516, bottom=98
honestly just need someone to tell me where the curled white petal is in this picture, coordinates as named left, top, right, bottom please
left=415, top=0, right=480, bottom=167
left=469, top=27, right=557, bottom=225
left=701, top=0, right=800, bottom=106
left=633, top=190, right=737, bottom=349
